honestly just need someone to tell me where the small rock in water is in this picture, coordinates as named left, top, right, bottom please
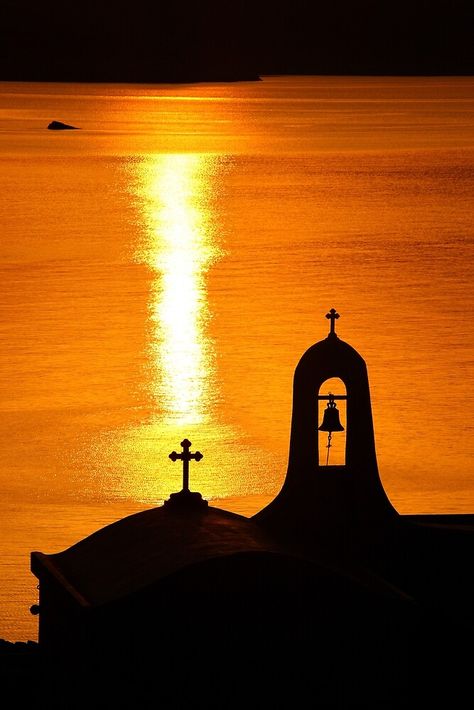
left=47, top=120, right=79, bottom=130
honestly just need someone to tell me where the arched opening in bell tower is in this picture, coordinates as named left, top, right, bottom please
left=318, top=377, right=347, bottom=467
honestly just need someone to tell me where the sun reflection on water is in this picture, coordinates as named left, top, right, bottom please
left=139, top=153, right=223, bottom=425
left=82, top=152, right=283, bottom=505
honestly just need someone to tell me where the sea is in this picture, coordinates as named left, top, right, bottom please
left=1, top=75, right=473, bottom=640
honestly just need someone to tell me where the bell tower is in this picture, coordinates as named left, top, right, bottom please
left=254, top=310, right=397, bottom=537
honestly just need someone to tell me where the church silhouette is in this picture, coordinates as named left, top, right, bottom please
left=30, top=311, right=473, bottom=707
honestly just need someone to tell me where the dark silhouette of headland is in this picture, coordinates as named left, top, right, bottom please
left=1, top=1, right=473, bottom=82
left=2, top=310, right=473, bottom=707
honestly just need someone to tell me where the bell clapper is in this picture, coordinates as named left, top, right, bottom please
left=325, top=431, right=332, bottom=466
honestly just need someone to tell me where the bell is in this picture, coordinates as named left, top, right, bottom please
left=318, top=395, right=344, bottom=432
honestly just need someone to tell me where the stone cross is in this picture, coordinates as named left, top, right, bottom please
left=169, top=438, right=203, bottom=492
left=326, top=308, right=340, bottom=336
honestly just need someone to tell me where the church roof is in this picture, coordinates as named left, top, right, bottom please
left=31, top=504, right=280, bottom=607
left=27, top=310, right=474, bottom=709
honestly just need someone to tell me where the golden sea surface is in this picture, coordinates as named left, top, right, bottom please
left=0, top=76, right=473, bottom=639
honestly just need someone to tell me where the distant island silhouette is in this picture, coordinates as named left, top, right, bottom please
left=47, top=121, right=79, bottom=130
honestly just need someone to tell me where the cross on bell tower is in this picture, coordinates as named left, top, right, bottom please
left=326, top=308, right=340, bottom=337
